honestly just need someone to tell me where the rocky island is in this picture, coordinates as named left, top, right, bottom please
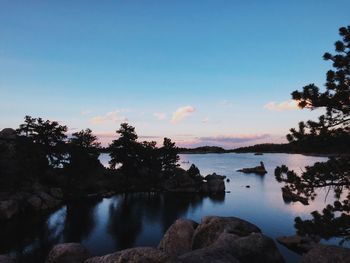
left=237, top=162, right=267, bottom=175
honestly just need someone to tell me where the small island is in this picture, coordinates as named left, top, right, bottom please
left=237, top=162, right=267, bottom=175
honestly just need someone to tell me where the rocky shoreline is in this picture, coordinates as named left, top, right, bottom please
left=2, top=216, right=348, bottom=263
left=0, top=172, right=226, bottom=221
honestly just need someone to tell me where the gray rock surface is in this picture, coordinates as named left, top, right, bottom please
left=158, top=219, right=198, bottom=256
left=276, top=234, right=319, bottom=253
left=0, top=128, right=16, bottom=140
left=206, top=179, right=225, bottom=193
left=46, top=243, right=91, bottom=263
left=192, top=216, right=261, bottom=249
left=0, top=255, right=14, bottom=263
left=237, top=162, right=267, bottom=175
left=300, top=244, right=350, bottom=263
left=85, top=247, right=177, bottom=263
left=180, top=232, right=284, bottom=263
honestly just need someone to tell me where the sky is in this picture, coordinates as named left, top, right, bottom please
left=1, top=1, right=349, bottom=148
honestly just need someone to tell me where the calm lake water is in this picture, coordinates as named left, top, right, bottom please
left=1, top=153, right=339, bottom=263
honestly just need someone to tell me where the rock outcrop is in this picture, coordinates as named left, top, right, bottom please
left=237, top=162, right=267, bottom=175
left=192, top=216, right=261, bottom=249
left=158, top=219, right=198, bottom=256
left=300, top=244, right=350, bottom=263
left=46, top=243, right=91, bottom=263
left=276, top=234, right=319, bottom=253
left=163, top=172, right=226, bottom=194
left=0, top=187, right=63, bottom=220
left=46, top=216, right=285, bottom=263
left=180, top=232, right=284, bottom=263
left=203, top=173, right=226, bottom=193
left=0, top=255, right=14, bottom=263
left=85, top=247, right=177, bottom=263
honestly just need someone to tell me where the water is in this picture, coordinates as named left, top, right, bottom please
left=0, top=153, right=336, bottom=262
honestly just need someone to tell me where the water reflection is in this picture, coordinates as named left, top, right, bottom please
left=0, top=153, right=329, bottom=263
left=63, top=200, right=99, bottom=242
left=0, top=192, right=223, bottom=263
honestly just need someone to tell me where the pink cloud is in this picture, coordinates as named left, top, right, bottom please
left=264, top=100, right=299, bottom=111
left=90, top=111, right=128, bottom=125
left=171, top=106, right=196, bottom=123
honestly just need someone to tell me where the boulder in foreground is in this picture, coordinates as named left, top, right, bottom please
left=0, top=255, right=14, bottom=263
left=158, top=218, right=198, bottom=256
left=276, top=234, right=319, bottom=253
left=46, top=243, right=91, bottom=263
left=192, top=216, right=261, bottom=249
left=47, top=216, right=285, bottom=263
left=300, top=244, right=350, bottom=263
left=85, top=247, right=177, bottom=263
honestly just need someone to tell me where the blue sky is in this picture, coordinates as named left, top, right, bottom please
left=1, top=1, right=349, bottom=148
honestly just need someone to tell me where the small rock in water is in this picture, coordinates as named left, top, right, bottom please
left=246, top=185, right=250, bottom=188
left=237, top=161, right=267, bottom=175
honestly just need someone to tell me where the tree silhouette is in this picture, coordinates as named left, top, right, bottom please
left=16, top=116, right=68, bottom=168
left=139, top=140, right=162, bottom=180
left=275, top=25, right=350, bottom=242
left=109, top=123, right=140, bottom=172
left=68, top=128, right=102, bottom=176
left=160, top=138, right=179, bottom=176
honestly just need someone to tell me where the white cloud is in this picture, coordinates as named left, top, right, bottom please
left=90, top=111, right=128, bottom=125
left=171, top=106, right=196, bottom=123
left=153, top=112, right=167, bottom=120
left=264, top=100, right=299, bottom=111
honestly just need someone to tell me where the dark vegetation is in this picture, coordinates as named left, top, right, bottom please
left=178, top=146, right=227, bottom=154
left=180, top=141, right=349, bottom=155
left=275, top=25, right=350, bottom=243
left=0, top=116, right=226, bottom=209
left=0, top=117, right=192, bottom=196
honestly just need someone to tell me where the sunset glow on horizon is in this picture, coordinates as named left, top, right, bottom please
left=1, top=1, right=349, bottom=148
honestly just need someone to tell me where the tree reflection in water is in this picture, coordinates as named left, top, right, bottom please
left=0, top=193, right=224, bottom=263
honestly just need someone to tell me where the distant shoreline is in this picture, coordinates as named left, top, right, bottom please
left=178, top=151, right=349, bottom=158
left=176, top=144, right=349, bottom=157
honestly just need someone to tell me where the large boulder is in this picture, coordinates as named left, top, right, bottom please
left=35, top=191, right=61, bottom=209
left=46, top=243, right=91, bottom=263
left=192, top=216, right=261, bottom=249
left=206, top=179, right=225, bottom=193
left=85, top=247, right=177, bottom=263
left=158, top=219, right=198, bottom=256
left=204, top=173, right=226, bottom=181
left=300, top=244, right=350, bottom=263
left=163, top=174, right=198, bottom=193
left=0, top=255, right=14, bottom=263
left=276, top=234, right=319, bottom=253
left=27, top=195, right=43, bottom=210
left=202, top=173, right=226, bottom=193
left=0, top=200, right=18, bottom=220
left=0, top=128, right=16, bottom=140
left=180, top=232, right=284, bottom=263
left=179, top=241, right=240, bottom=263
